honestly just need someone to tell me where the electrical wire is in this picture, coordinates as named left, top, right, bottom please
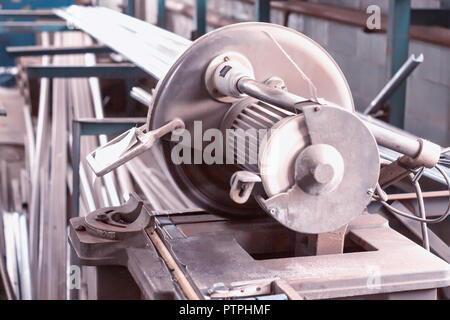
left=378, top=164, right=450, bottom=224
left=411, top=174, right=430, bottom=250
left=440, top=148, right=450, bottom=166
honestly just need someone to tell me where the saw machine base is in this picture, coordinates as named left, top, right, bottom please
left=69, top=196, right=450, bottom=300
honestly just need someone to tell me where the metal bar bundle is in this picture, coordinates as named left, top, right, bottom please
left=5, top=25, right=196, bottom=300
left=55, top=5, right=191, bottom=81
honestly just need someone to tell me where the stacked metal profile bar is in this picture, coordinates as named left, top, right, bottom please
left=0, top=22, right=195, bottom=299
left=55, top=5, right=191, bottom=81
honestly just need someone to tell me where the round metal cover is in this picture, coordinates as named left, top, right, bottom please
left=261, top=106, right=380, bottom=234
left=149, top=23, right=355, bottom=217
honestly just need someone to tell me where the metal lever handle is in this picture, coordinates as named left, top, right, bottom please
left=87, top=118, right=185, bottom=177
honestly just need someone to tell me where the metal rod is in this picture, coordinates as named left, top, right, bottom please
left=23, top=106, right=35, bottom=167
left=0, top=21, right=70, bottom=33
left=27, top=64, right=147, bottom=79
left=0, top=249, right=13, bottom=300
left=237, top=78, right=308, bottom=111
left=386, top=190, right=450, bottom=201
left=0, top=10, right=58, bottom=20
left=85, top=50, right=121, bottom=206
left=364, top=54, right=423, bottom=115
left=130, top=87, right=152, bottom=106
left=364, top=121, right=422, bottom=159
left=47, top=51, right=69, bottom=299
left=29, top=33, right=51, bottom=297
left=72, top=121, right=81, bottom=219
left=7, top=45, right=112, bottom=58
left=147, top=228, right=200, bottom=300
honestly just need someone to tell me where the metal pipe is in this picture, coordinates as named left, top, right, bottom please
left=55, top=6, right=191, bottom=81
left=364, top=121, right=422, bottom=159
left=237, top=78, right=308, bottom=111
left=147, top=228, right=200, bottom=300
left=364, top=54, right=423, bottom=115
left=29, top=32, right=51, bottom=291
left=130, top=87, right=152, bottom=106
left=85, top=50, right=121, bottom=206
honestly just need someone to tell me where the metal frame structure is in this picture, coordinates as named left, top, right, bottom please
left=157, top=0, right=166, bottom=28
left=26, top=64, right=147, bottom=79
left=7, top=45, right=111, bottom=58
left=0, top=0, right=73, bottom=67
left=194, top=0, right=207, bottom=38
left=0, top=21, right=72, bottom=34
left=255, top=0, right=272, bottom=22
left=387, top=0, right=411, bottom=129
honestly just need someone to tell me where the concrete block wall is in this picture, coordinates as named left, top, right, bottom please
left=406, top=42, right=450, bottom=145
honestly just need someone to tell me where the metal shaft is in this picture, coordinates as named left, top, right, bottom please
left=237, top=78, right=308, bottom=111
left=130, top=87, right=152, bottom=106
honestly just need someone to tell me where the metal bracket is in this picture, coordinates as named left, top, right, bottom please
left=229, top=171, right=261, bottom=204
left=84, top=193, right=149, bottom=240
